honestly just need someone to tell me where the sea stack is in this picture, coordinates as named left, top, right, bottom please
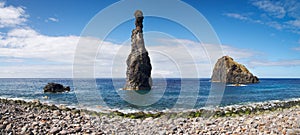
left=124, top=10, right=152, bottom=90
left=211, top=56, right=259, bottom=84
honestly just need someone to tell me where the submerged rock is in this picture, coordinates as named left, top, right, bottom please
left=211, top=56, right=259, bottom=84
left=124, top=10, right=152, bottom=90
left=43, top=83, right=70, bottom=93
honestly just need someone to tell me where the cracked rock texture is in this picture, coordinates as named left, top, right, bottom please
left=211, top=56, right=259, bottom=84
left=124, top=10, right=152, bottom=90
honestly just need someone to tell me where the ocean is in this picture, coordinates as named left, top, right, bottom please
left=0, top=78, right=299, bottom=113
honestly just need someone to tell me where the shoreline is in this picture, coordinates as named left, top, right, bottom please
left=1, top=98, right=300, bottom=134
left=2, top=97, right=300, bottom=118
left=1, top=97, right=300, bottom=118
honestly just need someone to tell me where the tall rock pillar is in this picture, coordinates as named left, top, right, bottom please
left=124, top=10, right=152, bottom=90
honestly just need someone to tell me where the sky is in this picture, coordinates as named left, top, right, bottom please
left=0, top=0, right=299, bottom=78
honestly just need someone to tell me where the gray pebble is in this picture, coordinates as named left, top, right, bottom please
left=0, top=124, right=5, bottom=129
left=75, top=126, right=82, bottom=132
left=5, top=123, right=12, bottom=131
left=1, top=98, right=300, bottom=134
left=50, top=127, right=61, bottom=134
left=59, top=130, right=68, bottom=135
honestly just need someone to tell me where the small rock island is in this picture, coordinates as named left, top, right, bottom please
left=123, top=10, right=152, bottom=90
left=44, top=83, right=70, bottom=93
left=211, top=56, right=259, bottom=84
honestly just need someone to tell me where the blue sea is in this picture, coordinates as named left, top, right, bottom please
left=0, top=78, right=299, bottom=113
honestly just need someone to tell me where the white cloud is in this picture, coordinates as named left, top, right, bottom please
left=0, top=2, right=28, bottom=28
left=249, top=59, right=300, bottom=67
left=0, top=27, right=122, bottom=65
left=266, top=21, right=283, bottom=30
left=0, top=27, right=257, bottom=78
left=252, top=0, right=286, bottom=18
left=223, top=13, right=265, bottom=25
left=224, top=13, right=285, bottom=30
left=0, top=1, right=297, bottom=78
left=0, top=58, right=23, bottom=63
left=154, top=38, right=256, bottom=60
left=224, top=13, right=249, bottom=21
left=94, top=38, right=257, bottom=78
left=0, top=2, right=266, bottom=78
left=287, top=20, right=300, bottom=27
left=0, top=27, right=121, bottom=78
left=294, top=40, right=300, bottom=51
left=225, top=0, right=300, bottom=34
left=0, top=2, right=260, bottom=78
left=46, top=17, right=59, bottom=22
left=294, top=47, right=300, bottom=51
left=221, top=45, right=255, bottom=59
left=292, top=40, right=300, bottom=51
left=95, top=38, right=207, bottom=78
left=0, top=65, right=72, bottom=78
left=7, top=28, right=299, bottom=78
left=0, top=28, right=78, bottom=63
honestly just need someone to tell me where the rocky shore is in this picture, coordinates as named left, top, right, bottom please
left=1, top=98, right=300, bottom=134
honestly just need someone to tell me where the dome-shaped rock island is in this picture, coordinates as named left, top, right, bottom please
left=211, top=56, right=259, bottom=84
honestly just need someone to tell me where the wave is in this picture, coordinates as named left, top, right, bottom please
left=226, top=84, right=247, bottom=87
left=2, top=94, right=300, bottom=116
left=2, top=96, right=300, bottom=119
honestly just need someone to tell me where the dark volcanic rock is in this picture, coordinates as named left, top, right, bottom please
left=211, top=56, right=259, bottom=84
left=43, top=83, right=70, bottom=93
left=124, top=10, right=152, bottom=90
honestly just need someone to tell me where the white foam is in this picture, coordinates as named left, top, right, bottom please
left=226, top=84, right=247, bottom=87
left=2, top=96, right=300, bottom=115
left=0, top=96, right=32, bottom=102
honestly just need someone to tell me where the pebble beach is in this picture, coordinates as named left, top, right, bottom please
left=1, top=98, right=300, bottom=134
